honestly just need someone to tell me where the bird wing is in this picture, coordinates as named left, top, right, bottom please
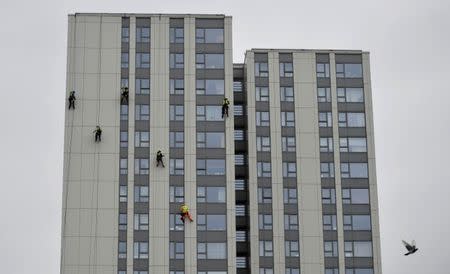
left=402, top=240, right=413, bottom=251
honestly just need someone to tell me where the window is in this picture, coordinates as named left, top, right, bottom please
left=337, top=87, right=364, bottom=103
left=120, top=159, right=128, bottom=174
left=340, top=137, right=367, bottom=152
left=325, top=269, right=339, bottom=274
left=319, top=112, right=332, bottom=127
left=169, top=242, right=184, bottom=259
left=170, top=27, right=184, bottom=43
left=134, top=214, right=149, bottom=230
left=286, top=268, right=300, bottom=274
left=136, top=27, right=150, bottom=42
left=285, top=240, right=299, bottom=257
left=198, top=272, right=227, bottom=274
left=257, top=162, right=271, bottom=177
left=322, top=188, right=336, bottom=204
left=197, top=214, right=226, bottom=231
left=170, top=53, right=184, bottom=69
left=342, top=189, right=370, bottom=204
left=118, top=241, right=127, bottom=258
left=255, top=62, right=268, bottom=77
left=324, top=241, right=338, bottom=257
left=336, top=63, right=363, bottom=78
left=196, top=28, right=224, bottom=43
left=135, top=104, right=150, bottom=120
left=344, top=241, right=373, bottom=257
left=345, top=268, right=374, bottom=274
left=256, top=86, right=269, bottom=101
left=119, top=186, right=127, bottom=202
left=119, top=271, right=126, bottom=274
left=234, top=105, right=243, bottom=116
left=134, top=186, right=149, bottom=202
left=234, top=130, right=244, bottom=141
left=282, top=162, right=297, bottom=177
left=282, top=136, right=296, bottom=152
left=316, top=63, right=330, bottom=78
left=170, top=132, right=184, bottom=148
left=135, top=132, right=150, bottom=147
left=235, top=154, right=245, bottom=165
left=120, top=131, right=128, bottom=147
left=135, top=78, right=150, bottom=94
left=121, top=78, right=129, bottom=89
left=320, top=137, right=333, bottom=152
left=280, top=87, right=294, bottom=102
left=284, top=214, right=298, bottom=230
left=341, top=163, right=368, bottom=178
left=344, top=215, right=371, bottom=231
left=235, top=179, right=246, bottom=190
left=256, top=136, right=271, bottom=152
left=323, top=215, right=337, bottom=230
left=169, top=186, right=184, bottom=203
left=169, top=159, right=184, bottom=175
left=236, top=204, right=246, bottom=216
left=170, top=79, right=184, bottom=95
left=256, top=111, right=270, bottom=126
left=136, top=53, right=150, bottom=68
left=196, top=79, right=224, bottom=95
left=258, top=187, right=272, bottom=203
left=169, top=214, right=184, bottom=231
left=280, top=62, right=293, bottom=77
left=135, top=159, right=149, bottom=175
left=234, top=81, right=243, bottom=93
left=236, top=257, right=247, bottom=268
left=169, top=272, right=184, bottom=274
left=121, top=27, right=129, bottom=42
left=196, top=159, right=225, bottom=175
left=134, top=271, right=148, bottom=274
left=196, top=106, right=222, bottom=121
left=317, top=87, right=331, bottom=102
left=259, top=241, right=273, bottom=256
left=120, top=105, right=128, bottom=120
left=236, top=230, right=247, bottom=242
left=260, top=269, right=273, bottom=274
left=197, top=132, right=225, bottom=148
left=281, top=112, right=295, bottom=127
left=197, top=243, right=227, bottom=259
left=119, top=213, right=127, bottom=230
left=339, top=112, right=365, bottom=127
left=170, top=105, right=184, bottom=121
left=320, top=162, right=335, bottom=178
left=283, top=188, right=297, bottom=203
left=196, top=54, right=224, bottom=69
left=121, top=53, right=129, bottom=68
left=134, top=242, right=149, bottom=259
left=197, top=187, right=226, bottom=203
left=258, top=214, right=273, bottom=230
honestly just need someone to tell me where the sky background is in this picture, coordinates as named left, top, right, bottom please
left=1, top=0, right=449, bottom=273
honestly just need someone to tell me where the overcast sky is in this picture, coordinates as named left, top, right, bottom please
left=1, top=0, right=449, bottom=273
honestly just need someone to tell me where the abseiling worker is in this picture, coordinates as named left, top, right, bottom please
left=179, top=203, right=193, bottom=223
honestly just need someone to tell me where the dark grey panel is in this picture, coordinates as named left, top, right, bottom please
left=136, top=18, right=151, bottom=27
left=169, top=148, right=184, bottom=158
left=119, top=202, right=127, bottom=212
left=344, top=231, right=373, bottom=241
left=170, top=18, right=184, bottom=27
left=233, top=67, right=244, bottom=78
left=121, top=68, right=129, bottom=78
left=122, top=18, right=130, bottom=27
left=341, top=179, right=369, bottom=188
left=281, top=127, right=295, bottom=136
left=280, top=77, right=294, bottom=86
left=234, top=93, right=246, bottom=103
left=280, top=102, right=295, bottom=111
left=170, top=121, right=184, bottom=131
left=169, top=260, right=185, bottom=270
left=196, top=69, right=225, bottom=78
left=118, top=258, right=127, bottom=269
left=169, top=231, right=184, bottom=241
left=335, top=54, right=362, bottom=63
left=197, top=95, right=223, bottom=105
left=197, top=122, right=225, bottom=131
left=284, top=204, right=298, bottom=214
left=319, top=127, right=333, bottom=137
left=316, top=53, right=330, bottom=63
left=339, top=128, right=367, bottom=137
left=134, top=202, right=149, bottom=213
left=198, top=260, right=228, bottom=270
left=259, top=230, right=273, bottom=239
left=255, top=77, right=269, bottom=86
left=234, top=117, right=247, bottom=128
left=134, top=230, right=149, bottom=241
left=256, top=127, right=270, bottom=136
left=343, top=205, right=371, bottom=215
left=135, top=95, right=150, bottom=104
left=285, top=258, right=300, bottom=268
left=320, top=152, right=334, bottom=162
left=170, top=203, right=184, bottom=212
left=120, top=121, right=128, bottom=130
left=197, top=204, right=227, bottom=214
left=135, top=68, right=151, bottom=78
left=120, top=148, right=128, bottom=158
left=197, top=176, right=226, bottom=186
left=134, top=175, right=149, bottom=185
left=196, top=44, right=224, bottom=53
left=345, top=258, right=374, bottom=268
left=133, top=259, right=149, bottom=270
left=325, top=258, right=339, bottom=268
left=236, top=242, right=249, bottom=255
left=254, top=53, right=268, bottom=62
left=323, top=231, right=338, bottom=241
left=121, top=43, right=129, bottom=52
left=258, top=204, right=272, bottom=213
left=318, top=102, right=332, bottom=112
left=317, top=78, right=331, bottom=87
left=322, top=204, right=337, bottom=214
left=235, top=166, right=247, bottom=178
left=259, top=257, right=274, bottom=268
left=196, top=148, right=226, bottom=158
left=235, top=190, right=248, bottom=202
left=279, top=53, right=293, bottom=62
left=284, top=231, right=299, bottom=241
left=119, top=231, right=127, bottom=241
left=283, top=179, right=297, bottom=188
left=170, top=95, right=184, bottom=105
left=170, top=68, right=184, bottom=78
left=338, top=103, right=366, bottom=112
left=197, top=231, right=227, bottom=242
left=256, top=152, right=271, bottom=162
left=170, top=44, right=184, bottom=53
left=257, top=178, right=272, bottom=187
left=135, top=147, right=149, bottom=158
left=234, top=141, right=247, bottom=151
left=255, top=102, right=269, bottom=111
left=136, top=43, right=151, bottom=53
left=236, top=216, right=248, bottom=227
left=282, top=152, right=296, bottom=162
left=237, top=269, right=250, bottom=274
left=321, top=178, right=336, bottom=187
left=336, top=78, right=364, bottom=88
left=119, top=175, right=128, bottom=184
left=169, top=176, right=184, bottom=185
left=195, top=18, right=224, bottom=28
left=340, top=152, right=368, bottom=162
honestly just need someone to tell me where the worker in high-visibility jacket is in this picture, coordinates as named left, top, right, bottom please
left=180, top=203, right=193, bottom=223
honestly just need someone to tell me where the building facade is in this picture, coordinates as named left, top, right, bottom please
left=61, top=13, right=381, bottom=274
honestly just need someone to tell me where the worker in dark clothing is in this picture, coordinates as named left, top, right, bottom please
left=93, top=126, right=102, bottom=142
left=121, top=87, right=129, bottom=104
left=179, top=204, right=193, bottom=223
left=68, top=91, right=76, bottom=109
left=222, top=97, right=230, bottom=118
left=156, top=150, right=165, bottom=167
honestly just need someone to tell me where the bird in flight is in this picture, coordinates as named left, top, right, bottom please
left=402, top=240, right=418, bottom=256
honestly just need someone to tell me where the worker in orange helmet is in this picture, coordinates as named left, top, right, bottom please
left=179, top=203, right=193, bottom=223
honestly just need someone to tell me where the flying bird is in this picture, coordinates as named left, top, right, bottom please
left=402, top=240, right=418, bottom=256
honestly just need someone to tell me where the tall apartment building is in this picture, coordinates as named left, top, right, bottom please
left=61, top=13, right=381, bottom=274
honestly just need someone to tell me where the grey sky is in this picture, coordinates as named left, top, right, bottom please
left=1, top=0, right=449, bottom=273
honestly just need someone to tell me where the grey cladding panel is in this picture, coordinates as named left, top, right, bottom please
left=136, top=17, right=151, bottom=27
left=122, top=17, right=130, bottom=27
left=196, top=44, right=225, bottom=53
left=133, top=259, right=149, bottom=270
left=134, top=230, right=149, bottom=241
left=170, top=18, right=184, bottom=27
left=259, top=257, right=274, bottom=267
left=335, top=54, right=362, bottom=63
left=197, top=260, right=227, bottom=270
left=324, top=258, right=339, bottom=268
left=196, top=69, right=225, bottom=79
left=135, top=147, right=149, bottom=158
left=135, top=95, right=150, bottom=104
left=285, top=258, right=300, bottom=268
left=196, top=148, right=226, bottom=158
left=197, top=176, right=226, bottom=186
left=282, top=152, right=296, bottom=162
left=233, top=67, right=244, bottom=77
left=316, top=53, right=330, bottom=63
left=344, top=231, right=373, bottom=241
left=339, top=128, right=367, bottom=137
left=342, top=205, right=371, bottom=215
left=255, top=77, right=269, bottom=86
left=338, top=103, right=366, bottom=112
left=136, top=69, right=151, bottom=79
left=320, top=152, right=334, bottom=162
left=170, top=122, right=184, bottom=131
left=317, top=78, right=331, bottom=87
left=169, top=96, right=184, bottom=105
left=195, top=18, right=224, bottom=28
left=345, top=258, right=374, bottom=268
left=196, top=95, right=223, bottom=105
left=136, top=43, right=151, bottom=52
left=337, top=78, right=364, bottom=88
left=340, top=152, right=368, bottom=163
left=323, top=231, right=338, bottom=241
left=170, top=44, right=184, bottom=53
left=254, top=53, right=268, bottom=62
left=280, top=78, right=294, bottom=86
left=170, top=231, right=184, bottom=241
left=279, top=53, right=293, bottom=62
left=170, top=260, right=185, bottom=269
left=170, top=69, right=184, bottom=78
left=197, top=231, right=227, bottom=242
